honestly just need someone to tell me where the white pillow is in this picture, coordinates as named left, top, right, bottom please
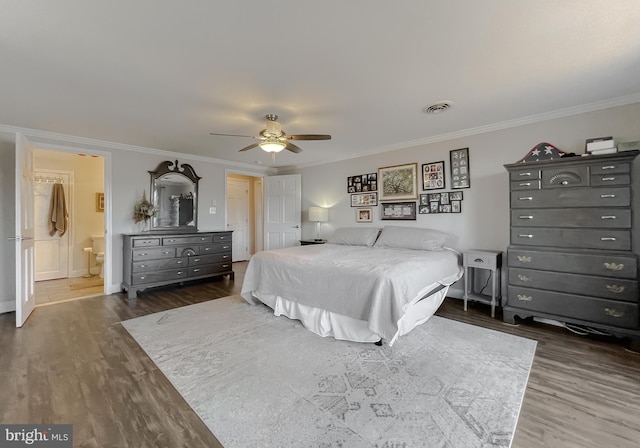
left=374, top=225, right=449, bottom=250
left=326, top=227, right=379, bottom=246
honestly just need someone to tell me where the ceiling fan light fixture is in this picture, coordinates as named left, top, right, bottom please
left=259, top=138, right=286, bottom=153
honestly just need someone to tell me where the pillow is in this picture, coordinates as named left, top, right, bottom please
left=373, top=225, right=449, bottom=251
left=326, top=227, right=380, bottom=246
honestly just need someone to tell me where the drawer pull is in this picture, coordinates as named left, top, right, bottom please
left=518, top=197, right=533, bottom=201
left=518, top=274, right=532, bottom=282
left=474, top=258, right=484, bottom=263
left=167, top=239, right=176, bottom=242
left=177, top=261, right=183, bottom=264
left=223, top=264, right=230, bottom=268
left=201, top=237, right=207, bottom=241
left=517, top=255, right=532, bottom=263
left=518, top=172, right=532, bottom=177
left=518, top=215, right=533, bottom=219
left=222, top=255, right=230, bottom=259
left=604, top=308, right=624, bottom=318
left=518, top=182, right=531, bottom=186
left=204, top=247, right=211, bottom=251
left=601, top=177, right=616, bottom=181
left=177, top=271, right=183, bottom=275
left=163, top=251, right=171, bottom=254
left=600, top=194, right=615, bottom=198
left=600, top=215, right=617, bottom=220
left=601, top=165, right=615, bottom=170
left=518, top=234, right=533, bottom=238
left=139, top=276, right=145, bottom=280
left=223, top=245, right=230, bottom=250
left=193, top=268, right=200, bottom=272
left=600, top=237, right=616, bottom=241
left=219, top=236, right=226, bottom=240
left=139, top=265, right=146, bottom=268
left=193, top=258, right=200, bottom=262
left=140, top=253, right=148, bottom=256
left=604, top=262, right=624, bottom=271
left=517, top=294, right=532, bottom=302
left=606, top=285, right=625, bottom=294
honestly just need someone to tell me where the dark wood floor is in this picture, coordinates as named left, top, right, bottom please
left=1, top=261, right=639, bottom=448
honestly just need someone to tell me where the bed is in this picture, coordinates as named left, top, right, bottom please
left=241, top=226, right=463, bottom=346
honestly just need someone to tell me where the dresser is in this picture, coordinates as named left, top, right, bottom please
left=122, top=231, right=233, bottom=299
left=504, top=151, right=639, bottom=340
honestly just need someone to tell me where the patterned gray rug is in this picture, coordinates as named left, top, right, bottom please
left=122, top=295, right=536, bottom=448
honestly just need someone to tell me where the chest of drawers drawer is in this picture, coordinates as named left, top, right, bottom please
left=507, top=286, right=638, bottom=328
left=509, top=267, right=638, bottom=302
left=200, top=243, right=232, bottom=254
left=132, top=247, right=176, bottom=261
left=133, top=257, right=188, bottom=273
left=189, top=262, right=232, bottom=277
left=511, top=208, right=631, bottom=228
left=511, top=187, right=630, bottom=208
left=132, top=268, right=189, bottom=285
left=511, top=227, right=631, bottom=250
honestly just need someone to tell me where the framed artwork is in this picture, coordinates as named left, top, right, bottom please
left=450, top=148, right=470, bottom=189
left=356, top=207, right=373, bottom=222
left=422, top=161, right=445, bottom=190
left=347, top=172, right=377, bottom=193
left=350, top=192, right=378, bottom=207
left=419, top=191, right=463, bottom=214
left=96, top=192, right=104, bottom=212
left=378, top=163, right=418, bottom=201
left=381, top=201, right=417, bottom=220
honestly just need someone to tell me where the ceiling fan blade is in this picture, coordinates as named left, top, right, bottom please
left=238, top=142, right=260, bottom=152
left=285, top=142, right=303, bottom=153
left=210, top=132, right=256, bottom=138
left=287, top=134, right=332, bottom=141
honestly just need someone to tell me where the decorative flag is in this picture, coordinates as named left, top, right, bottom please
left=516, top=142, right=566, bottom=163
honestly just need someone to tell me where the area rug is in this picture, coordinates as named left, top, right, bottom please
left=122, top=296, right=536, bottom=448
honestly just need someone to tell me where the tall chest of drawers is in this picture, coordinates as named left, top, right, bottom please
left=504, top=151, right=639, bottom=339
left=122, top=231, right=233, bottom=299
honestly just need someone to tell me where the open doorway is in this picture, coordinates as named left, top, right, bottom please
left=33, top=149, right=106, bottom=305
left=226, top=172, right=263, bottom=261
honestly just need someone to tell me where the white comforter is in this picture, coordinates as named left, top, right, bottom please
left=241, top=244, right=462, bottom=341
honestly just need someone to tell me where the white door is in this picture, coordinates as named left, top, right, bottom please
left=34, top=171, right=70, bottom=281
left=264, top=174, right=301, bottom=250
left=15, top=133, right=36, bottom=327
left=227, top=177, right=250, bottom=261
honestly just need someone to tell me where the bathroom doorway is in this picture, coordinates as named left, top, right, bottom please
left=33, top=150, right=106, bottom=305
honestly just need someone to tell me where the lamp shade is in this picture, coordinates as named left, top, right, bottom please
left=308, top=207, right=328, bottom=222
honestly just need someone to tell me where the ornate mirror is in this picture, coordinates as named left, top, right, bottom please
left=149, top=160, right=201, bottom=231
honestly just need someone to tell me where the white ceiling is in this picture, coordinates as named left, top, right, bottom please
left=2, top=1, right=640, bottom=169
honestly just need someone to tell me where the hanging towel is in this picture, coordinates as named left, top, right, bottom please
left=48, top=183, right=68, bottom=236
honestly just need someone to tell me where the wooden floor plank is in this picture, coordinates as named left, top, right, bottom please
left=0, top=261, right=638, bottom=448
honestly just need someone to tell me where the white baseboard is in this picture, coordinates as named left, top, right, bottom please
left=0, top=300, right=16, bottom=314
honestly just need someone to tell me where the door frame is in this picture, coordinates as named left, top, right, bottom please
left=225, top=169, right=265, bottom=257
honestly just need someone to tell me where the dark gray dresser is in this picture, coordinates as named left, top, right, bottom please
left=122, top=231, right=233, bottom=299
left=504, top=151, right=639, bottom=340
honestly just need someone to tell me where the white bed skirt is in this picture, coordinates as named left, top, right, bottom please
left=250, top=284, right=450, bottom=346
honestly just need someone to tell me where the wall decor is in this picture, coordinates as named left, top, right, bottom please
left=347, top=172, right=377, bottom=193
left=381, top=201, right=417, bottom=220
left=96, top=192, right=104, bottom=212
left=450, top=148, right=470, bottom=189
left=356, top=207, right=373, bottom=223
left=378, top=163, right=418, bottom=201
left=350, top=192, right=378, bottom=207
left=421, top=161, right=445, bottom=190
left=419, top=191, right=463, bottom=214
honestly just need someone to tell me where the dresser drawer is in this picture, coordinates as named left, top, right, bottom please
left=214, top=233, right=232, bottom=243
left=132, top=257, right=188, bottom=273
left=591, top=161, right=631, bottom=175
left=189, top=262, right=232, bottom=277
left=509, top=268, right=638, bottom=302
left=163, top=235, right=213, bottom=245
left=510, top=180, right=541, bottom=191
left=201, top=243, right=232, bottom=254
left=131, top=268, right=189, bottom=285
left=188, top=253, right=231, bottom=266
left=463, top=251, right=500, bottom=269
left=590, top=173, right=630, bottom=186
left=511, top=227, right=631, bottom=250
left=132, top=247, right=176, bottom=261
left=507, top=286, right=639, bottom=328
left=511, top=187, right=630, bottom=208
left=541, top=165, right=589, bottom=188
left=511, top=208, right=631, bottom=228
left=132, top=238, right=161, bottom=247
left=508, top=249, right=638, bottom=279
left=509, top=169, right=541, bottom=182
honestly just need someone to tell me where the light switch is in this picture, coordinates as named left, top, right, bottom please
left=209, top=207, right=216, bottom=214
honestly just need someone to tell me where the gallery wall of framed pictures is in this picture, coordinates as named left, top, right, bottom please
left=346, top=150, right=468, bottom=222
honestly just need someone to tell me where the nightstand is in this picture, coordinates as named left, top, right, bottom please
left=299, top=239, right=327, bottom=246
left=463, top=249, right=502, bottom=318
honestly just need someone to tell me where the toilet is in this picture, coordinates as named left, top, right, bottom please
left=91, top=234, right=105, bottom=278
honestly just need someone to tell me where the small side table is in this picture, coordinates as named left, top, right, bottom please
left=463, top=249, right=502, bottom=318
left=300, top=239, right=327, bottom=246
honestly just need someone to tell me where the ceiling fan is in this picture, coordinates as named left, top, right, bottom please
left=210, top=114, right=331, bottom=154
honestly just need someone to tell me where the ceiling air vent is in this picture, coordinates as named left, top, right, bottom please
left=423, top=101, right=454, bottom=114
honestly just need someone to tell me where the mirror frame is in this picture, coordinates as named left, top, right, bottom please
left=149, top=160, right=201, bottom=231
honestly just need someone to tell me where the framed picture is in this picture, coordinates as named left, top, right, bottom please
left=347, top=172, right=377, bottom=193
left=380, top=201, right=417, bottom=220
left=450, top=148, right=470, bottom=189
left=378, top=163, right=418, bottom=201
left=351, top=192, right=378, bottom=207
left=420, top=190, right=463, bottom=213
left=96, top=192, right=104, bottom=212
left=356, top=207, right=373, bottom=222
left=421, top=161, right=445, bottom=190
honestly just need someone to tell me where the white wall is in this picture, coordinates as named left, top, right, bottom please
left=0, top=134, right=17, bottom=313
left=291, top=102, right=640, bottom=296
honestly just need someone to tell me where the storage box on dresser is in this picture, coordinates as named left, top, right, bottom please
left=504, top=151, right=640, bottom=342
left=122, top=231, right=233, bottom=299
